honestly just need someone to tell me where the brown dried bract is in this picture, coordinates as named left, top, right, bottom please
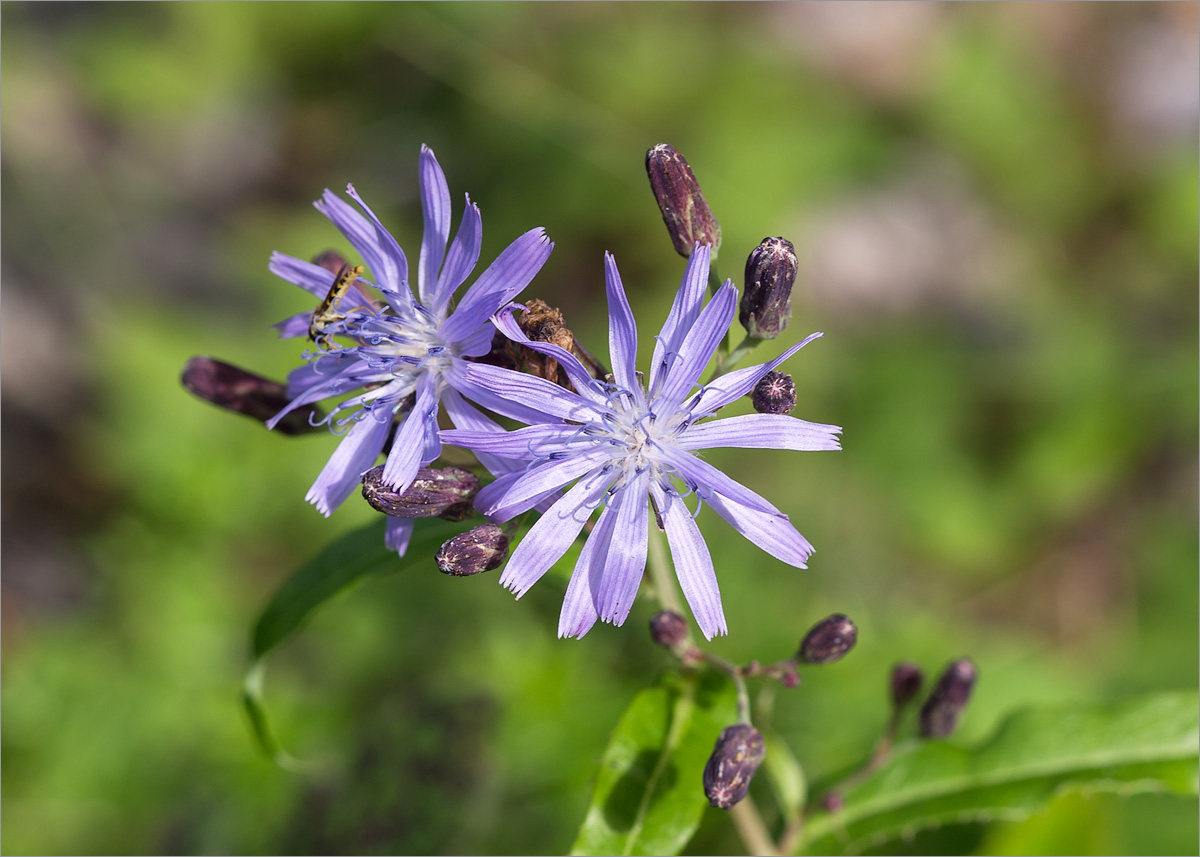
left=507, top=299, right=607, bottom=390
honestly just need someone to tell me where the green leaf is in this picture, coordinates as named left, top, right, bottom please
left=571, top=670, right=738, bottom=856
left=798, top=691, right=1200, bottom=854
left=762, top=724, right=806, bottom=819
left=242, top=517, right=462, bottom=765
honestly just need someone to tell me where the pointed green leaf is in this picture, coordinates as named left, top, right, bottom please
left=571, top=670, right=738, bottom=856
left=243, top=517, right=462, bottom=764
left=798, top=691, right=1199, bottom=854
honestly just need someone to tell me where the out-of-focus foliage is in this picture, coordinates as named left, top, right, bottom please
left=2, top=3, right=1196, bottom=855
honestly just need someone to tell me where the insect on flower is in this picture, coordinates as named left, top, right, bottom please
left=308, top=263, right=365, bottom=348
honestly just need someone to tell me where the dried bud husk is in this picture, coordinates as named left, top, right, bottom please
left=361, top=465, right=480, bottom=520
left=508, top=299, right=607, bottom=389
left=751, top=370, right=797, bottom=415
left=798, top=613, right=858, bottom=665
left=919, top=659, right=977, bottom=738
left=649, top=610, right=689, bottom=650
left=436, top=524, right=509, bottom=577
left=182, top=356, right=323, bottom=435
left=645, top=143, right=721, bottom=258
left=739, top=237, right=797, bottom=339
left=891, top=661, right=925, bottom=709
left=703, top=724, right=766, bottom=810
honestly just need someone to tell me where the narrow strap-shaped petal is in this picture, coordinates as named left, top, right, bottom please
left=688, top=332, right=824, bottom=416
left=304, top=412, right=391, bottom=516
left=315, top=191, right=411, bottom=306
left=650, top=484, right=726, bottom=640
left=594, top=469, right=650, bottom=626
left=385, top=516, right=415, bottom=557
left=273, top=310, right=314, bottom=339
left=678, top=413, right=842, bottom=452
left=268, top=359, right=388, bottom=430
left=604, top=252, right=640, bottom=393
left=558, top=500, right=618, bottom=639
left=440, top=423, right=589, bottom=461
left=417, top=145, right=452, bottom=307
left=704, top=490, right=814, bottom=568
left=438, top=228, right=553, bottom=345
left=653, top=443, right=781, bottom=515
left=499, top=474, right=607, bottom=597
left=429, top=194, right=482, bottom=315
left=269, top=252, right=377, bottom=310
left=345, top=184, right=413, bottom=311
left=380, top=372, right=440, bottom=490
left=474, top=450, right=611, bottom=522
left=284, top=352, right=360, bottom=398
left=440, top=387, right=513, bottom=478
left=649, top=244, right=710, bottom=393
left=653, top=281, right=737, bottom=414
left=491, top=305, right=608, bottom=405
left=447, top=360, right=601, bottom=425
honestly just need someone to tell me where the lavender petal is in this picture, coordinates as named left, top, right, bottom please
left=690, top=332, right=824, bottom=416
left=651, top=484, right=726, bottom=640
left=385, top=515, right=415, bottom=556
left=304, top=412, right=391, bottom=516
left=558, top=500, right=618, bottom=639
left=380, top=373, right=439, bottom=490
left=499, top=475, right=605, bottom=597
left=604, top=253, right=640, bottom=393
left=438, top=228, right=553, bottom=344
left=474, top=451, right=611, bottom=522
left=430, top=194, right=482, bottom=314
left=655, top=280, right=737, bottom=412
left=594, top=469, right=650, bottom=626
left=650, top=244, right=710, bottom=392
left=417, top=145, right=452, bottom=307
left=678, top=413, right=842, bottom=452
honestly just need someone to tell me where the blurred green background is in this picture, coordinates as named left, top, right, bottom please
left=2, top=2, right=1196, bottom=854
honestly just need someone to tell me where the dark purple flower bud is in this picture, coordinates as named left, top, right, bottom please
left=780, top=665, right=800, bottom=689
left=891, top=661, right=925, bottom=709
left=798, top=613, right=858, bottom=665
left=739, top=237, right=797, bottom=339
left=919, top=659, right=977, bottom=738
left=649, top=610, right=689, bottom=650
left=361, top=465, right=480, bottom=520
left=703, top=724, right=766, bottom=810
left=751, top=371, right=797, bottom=415
left=645, top=143, right=721, bottom=258
left=311, top=250, right=351, bottom=275
left=436, top=524, right=509, bottom=577
left=181, top=356, right=323, bottom=435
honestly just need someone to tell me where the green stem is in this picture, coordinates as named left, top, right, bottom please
left=707, top=334, right=762, bottom=383
left=730, top=796, right=779, bottom=857
left=645, top=526, right=684, bottom=618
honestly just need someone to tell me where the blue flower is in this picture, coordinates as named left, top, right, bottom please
left=267, top=145, right=553, bottom=555
left=441, top=245, right=841, bottom=639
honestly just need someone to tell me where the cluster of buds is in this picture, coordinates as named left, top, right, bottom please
left=661, top=611, right=860, bottom=810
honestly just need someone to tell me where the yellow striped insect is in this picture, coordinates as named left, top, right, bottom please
left=309, top=264, right=364, bottom=348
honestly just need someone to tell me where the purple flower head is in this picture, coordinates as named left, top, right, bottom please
left=441, top=245, right=841, bottom=640
left=266, top=145, right=553, bottom=555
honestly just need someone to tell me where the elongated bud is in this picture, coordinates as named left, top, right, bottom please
left=311, top=249, right=351, bottom=275
left=361, top=465, right=479, bottom=520
left=703, top=724, right=765, bottom=809
left=798, top=613, right=858, bottom=665
left=436, top=524, right=509, bottom=576
left=751, top=370, right=797, bottom=415
left=739, top=237, right=797, bottom=339
left=891, top=662, right=924, bottom=709
left=182, top=356, right=322, bottom=435
left=645, top=143, right=721, bottom=258
left=919, top=659, right=977, bottom=738
left=649, top=610, right=689, bottom=650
